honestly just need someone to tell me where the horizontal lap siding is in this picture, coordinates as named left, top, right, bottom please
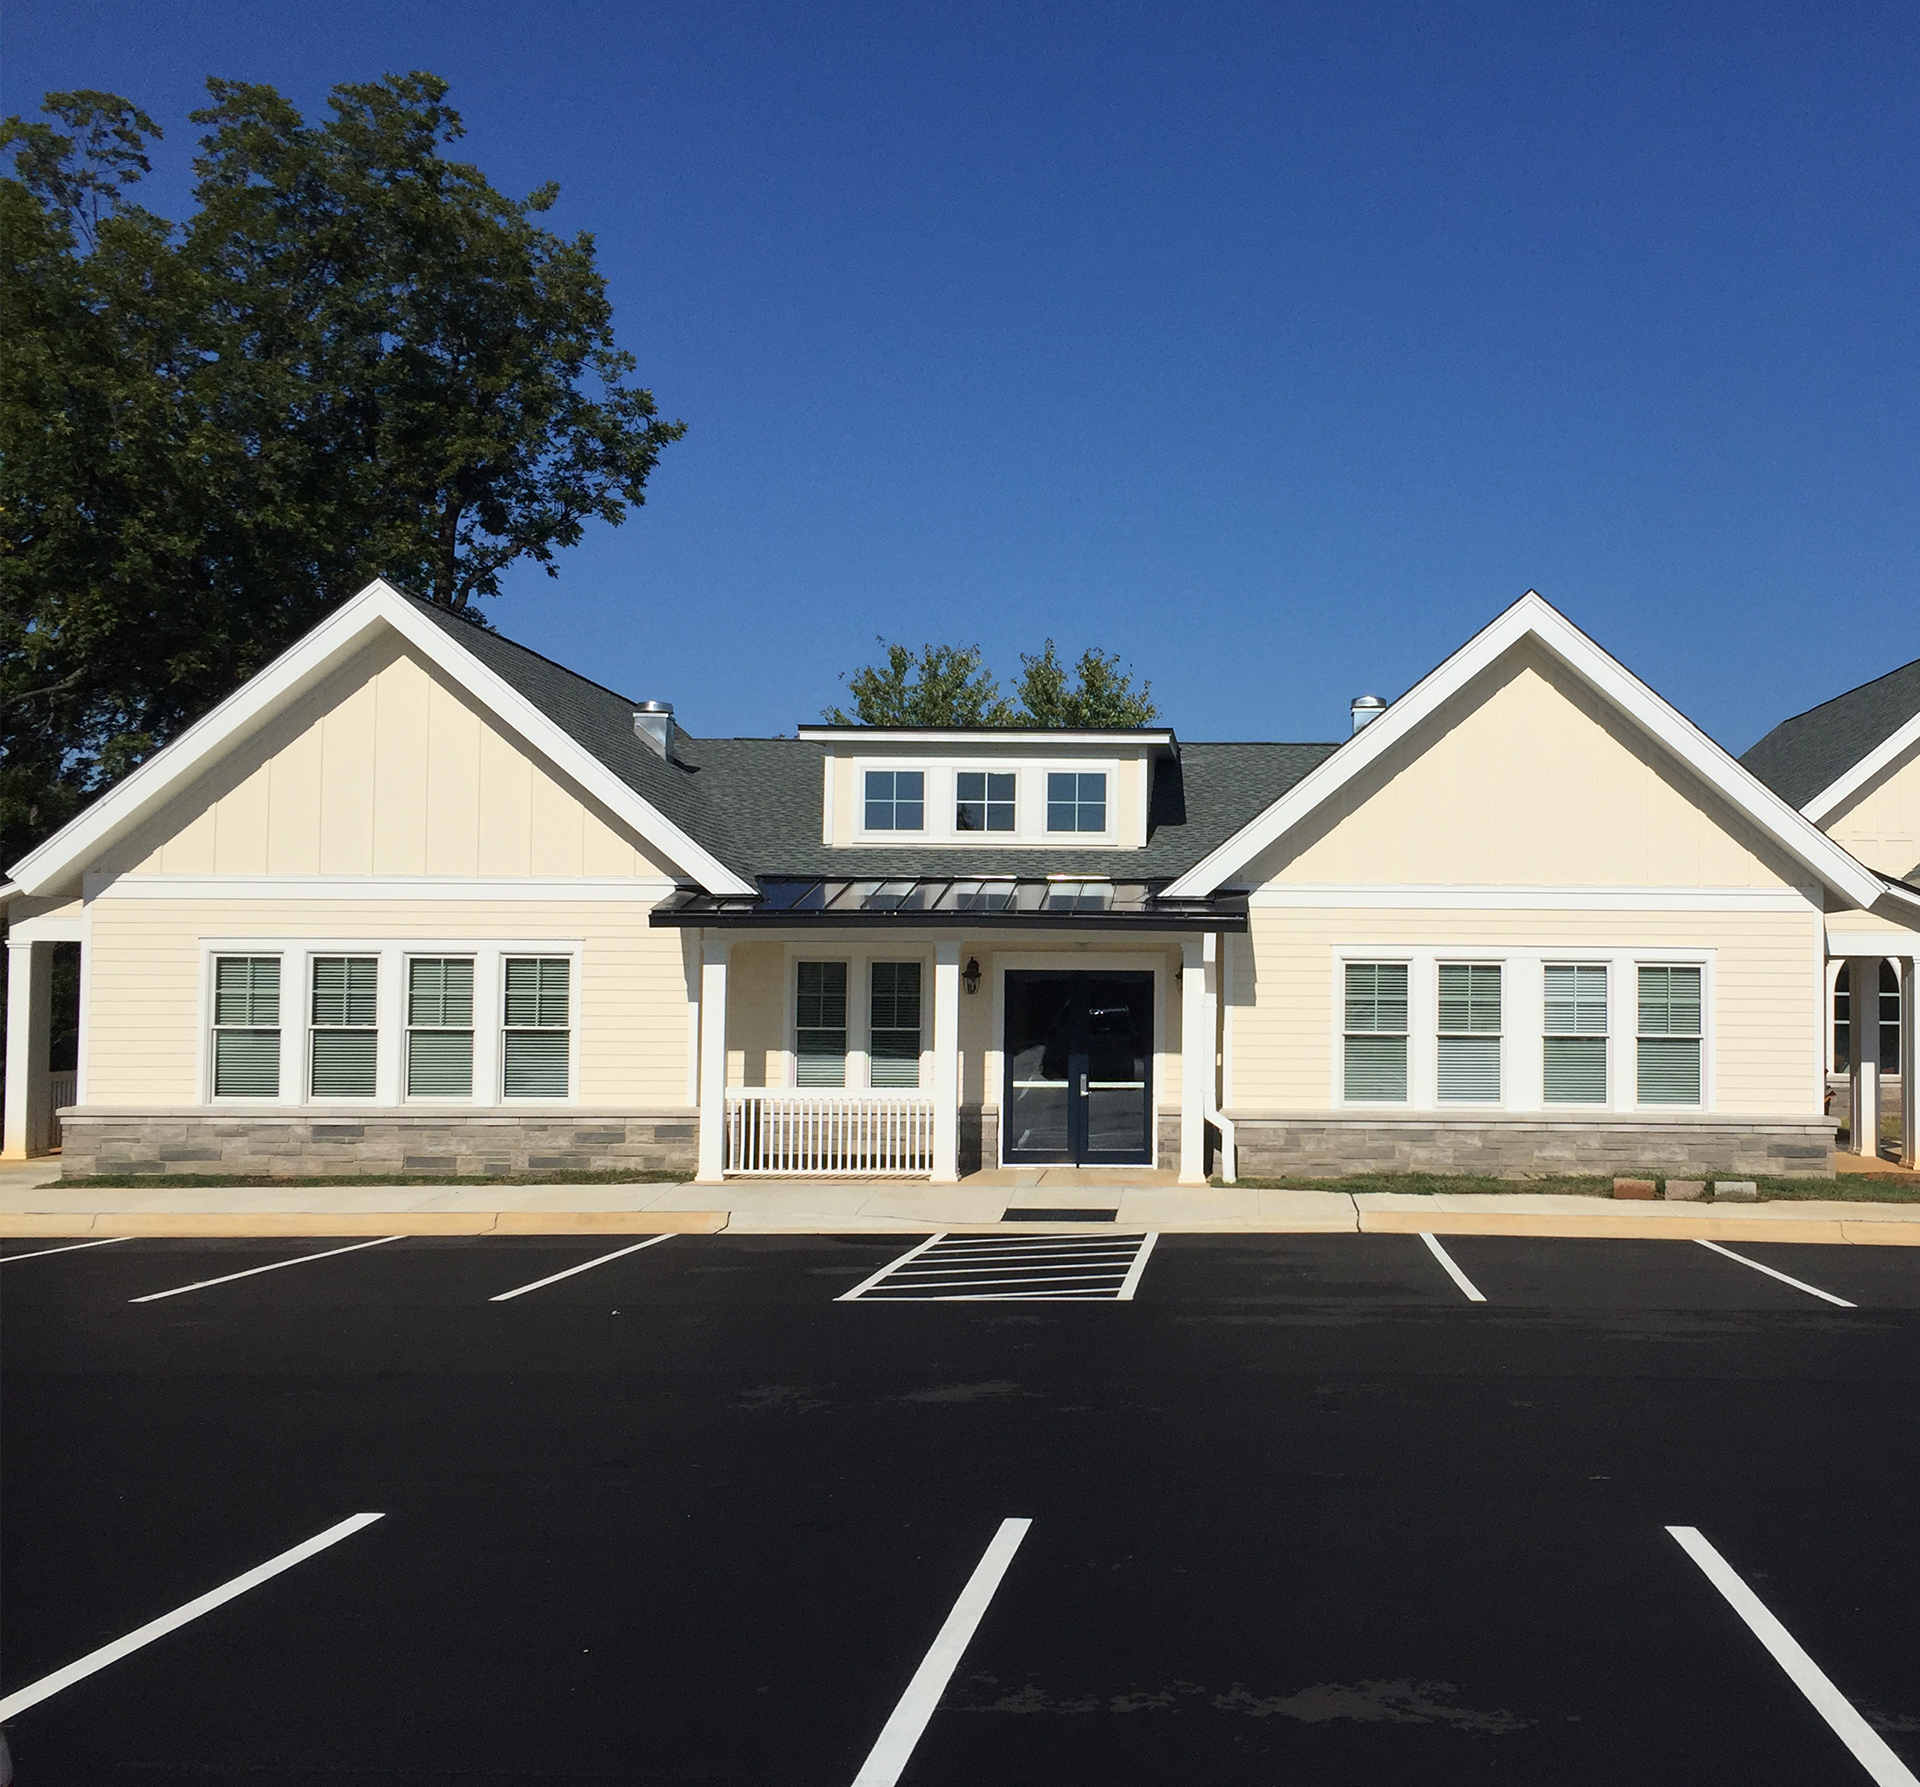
left=1231, top=907, right=1817, bottom=1116
left=85, top=898, right=691, bottom=1106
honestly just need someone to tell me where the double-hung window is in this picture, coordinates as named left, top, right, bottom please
left=1637, top=966, right=1702, bottom=1105
left=955, top=771, right=1015, bottom=832
left=212, top=956, right=281, bottom=1098
left=1343, top=963, right=1408, bottom=1101
left=796, top=961, right=848, bottom=1086
left=503, top=958, right=570, bottom=1098
left=1437, top=964, right=1502, bottom=1102
left=864, top=770, right=924, bottom=831
left=407, top=958, right=474, bottom=1097
left=1046, top=772, right=1106, bottom=833
left=869, top=962, right=922, bottom=1087
left=1543, top=965, right=1608, bottom=1104
left=310, top=956, right=378, bottom=1098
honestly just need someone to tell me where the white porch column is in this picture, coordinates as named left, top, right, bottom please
left=1847, top=955, right=1882, bottom=1163
left=932, top=942, right=961, bottom=1183
left=1180, top=936, right=1206, bottom=1185
left=3, top=939, right=53, bottom=1159
left=695, top=938, right=730, bottom=1184
left=1902, top=956, right=1918, bottom=1171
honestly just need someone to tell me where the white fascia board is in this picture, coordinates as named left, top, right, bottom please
left=1164, top=591, right=1887, bottom=909
left=1799, top=707, right=1920, bottom=826
left=9, top=579, right=754, bottom=899
left=795, top=726, right=1176, bottom=748
left=1873, top=878, right=1920, bottom=918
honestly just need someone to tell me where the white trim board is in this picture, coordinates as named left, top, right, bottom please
left=1164, top=592, right=1885, bottom=909
left=9, top=580, right=755, bottom=900
left=1800, top=706, right=1920, bottom=827
left=87, top=874, right=680, bottom=903
left=1246, top=884, right=1811, bottom=912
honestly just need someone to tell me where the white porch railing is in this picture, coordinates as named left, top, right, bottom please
left=725, top=1088, right=935, bottom=1176
left=47, top=1071, right=76, bottom=1149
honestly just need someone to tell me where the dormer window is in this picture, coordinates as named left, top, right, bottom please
left=956, top=771, right=1015, bottom=832
left=1046, top=771, right=1107, bottom=833
left=864, top=770, right=924, bottom=831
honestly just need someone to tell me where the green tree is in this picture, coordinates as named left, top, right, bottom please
left=1014, top=640, right=1157, bottom=727
left=825, top=641, right=1017, bottom=726
left=0, top=76, right=684, bottom=865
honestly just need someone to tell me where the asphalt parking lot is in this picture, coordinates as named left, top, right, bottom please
left=5, top=1229, right=1917, bottom=1785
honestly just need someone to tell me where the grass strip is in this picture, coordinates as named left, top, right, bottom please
left=1220, top=1170, right=1920, bottom=1202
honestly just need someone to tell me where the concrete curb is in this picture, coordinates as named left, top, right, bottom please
left=0, top=1210, right=727, bottom=1239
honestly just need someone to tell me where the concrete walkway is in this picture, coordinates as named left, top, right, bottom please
left=2, top=1169, right=1917, bottom=1244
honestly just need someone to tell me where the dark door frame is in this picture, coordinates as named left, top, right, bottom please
left=1000, top=968, right=1155, bottom=1167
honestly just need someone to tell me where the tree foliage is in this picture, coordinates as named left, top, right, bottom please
left=1013, top=640, right=1158, bottom=728
left=828, top=637, right=1157, bottom=727
left=0, top=76, right=684, bottom=864
left=824, top=641, right=1017, bottom=727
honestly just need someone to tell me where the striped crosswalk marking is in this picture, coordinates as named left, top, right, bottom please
left=839, top=1232, right=1158, bottom=1302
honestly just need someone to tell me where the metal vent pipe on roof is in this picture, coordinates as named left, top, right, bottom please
left=1350, top=695, right=1387, bottom=734
left=633, top=701, right=675, bottom=760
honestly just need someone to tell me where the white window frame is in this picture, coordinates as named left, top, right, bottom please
left=404, top=953, right=481, bottom=1104
left=197, top=939, right=580, bottom=1108
left=783, top=945, right=935, bottom=1091
left=308, top=953, right=381, bottom=1102
left=1330, top=946, right=1715, bottom=1114
left=498, top=953, right=578, bottom=1103
left=848, top=758, right=1122, bottom=847
left=205, top=952, right=289, bottom=1105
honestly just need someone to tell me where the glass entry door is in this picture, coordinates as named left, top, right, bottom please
left=1003, top=971, right=1154, bottom=1166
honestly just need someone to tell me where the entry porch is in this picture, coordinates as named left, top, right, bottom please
left=652, top=877, right=1246, bottom=1185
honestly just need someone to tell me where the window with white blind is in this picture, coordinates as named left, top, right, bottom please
left=407, top=958, right=474, bottom=1098
left=213, top=956, right=281, bottom=1098
left=1637, top=965, right=1702, bottom=1105
left=1543, top=965, right=1608, bottom=1105
left=310, top=956, right=377, bottom=1098
left=869, top=962, right=922, bottom=1088
left=1343, top=962, right=1409, bottom=1101
left=795, top=961, right=849, bottom=1087
left=1437, top=963, right=1502, bottom=1102
left=502, top=957, right=570, bottom=1098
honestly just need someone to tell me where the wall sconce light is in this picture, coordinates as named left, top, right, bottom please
left=963, top=956, right=982, bottom=995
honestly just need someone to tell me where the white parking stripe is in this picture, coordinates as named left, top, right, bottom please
left=1420, top=1232, right=1487, bottom=1302
left=1667, top=1526, right=1917, bottom=1786
left=850, top=1518, right=1032, bottom=1787
left=838, top=1234, right=946, bottom=1302
left=489, top=1234, right=674, bottom=1301
left=0, top=1512, right=384, bottom=1720
left=2, top=1236, right=132, bottom=1263
left=129, top=1235, right=403, bottom=1303
left=1117, top=1232, right=1159, bottom=1300
left=1693, top=1239, right=1856, bottom=1307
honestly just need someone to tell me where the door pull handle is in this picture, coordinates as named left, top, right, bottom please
left=1078, top=1073, right=1089, bottom=1097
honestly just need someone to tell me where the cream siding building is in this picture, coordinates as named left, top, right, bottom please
left=5, top=582, right=1917, bottom=1184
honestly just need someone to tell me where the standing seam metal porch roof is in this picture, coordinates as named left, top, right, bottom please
left=406, top=596, right=1339, bottom=886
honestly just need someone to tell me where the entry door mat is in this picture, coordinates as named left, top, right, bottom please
left=837, top=1231, right=1158, bottom=1302
left=1002, top=1206, right=1119, bottom=1222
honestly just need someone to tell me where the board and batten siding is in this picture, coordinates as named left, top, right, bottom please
left=106, top=634, right=673, bottom=882
left=1820, top=740, right=1920, bottom=883
left=1244, top=643, right=1803, bottom=891
left=1226, top=907, right=1817, bottom=1116
left=84, top=897, right=692, bottom=1106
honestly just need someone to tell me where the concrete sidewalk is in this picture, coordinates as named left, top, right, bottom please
left=3, top=1168, right=1918, bottom=1244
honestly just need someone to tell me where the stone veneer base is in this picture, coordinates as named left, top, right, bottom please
left=1229, top=1114, right=1837, bottom=1179
left=60, top=1110, right=698, bottom=1179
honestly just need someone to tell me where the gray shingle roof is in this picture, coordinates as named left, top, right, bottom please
left=410, top=597, right=1336, bottom=885
left=1740, top=657, right=1920, bottom=811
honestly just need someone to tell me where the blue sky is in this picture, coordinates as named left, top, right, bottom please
left=7, top=2, right=1915, bottom=748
